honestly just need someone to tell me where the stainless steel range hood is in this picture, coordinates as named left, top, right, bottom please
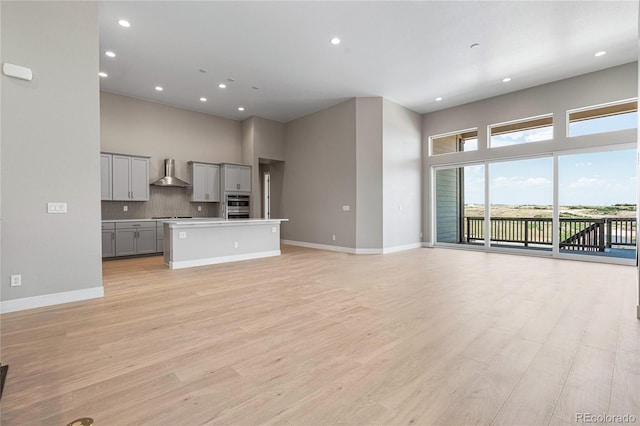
left=151, top=159, right=191, bottom=187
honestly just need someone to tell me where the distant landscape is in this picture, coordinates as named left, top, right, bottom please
left=464, top=204, right=637, bottom=219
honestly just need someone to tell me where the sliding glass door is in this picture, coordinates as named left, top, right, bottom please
left=433, top=148, right=636, bottom=264
left=489, top=158, right=553, bottom=252
left=558, top=149, right=636, bottom=260
left=434, top=165, right=484, bottom=245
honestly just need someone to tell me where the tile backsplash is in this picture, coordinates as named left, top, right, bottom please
left=102, top=186, right=219, bottom=219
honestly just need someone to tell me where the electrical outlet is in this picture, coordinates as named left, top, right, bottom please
left=197, top=206, right=202, bottom=212
left=179, top=232, right=187, bottom=239
left=332, top=235, right=336, bottom=241
left=271, top=226, right=277, bottom=233
left=123, top=205, right=128, bottom=212
left=342, top=205, right=350, bottom=211
left=234, top=241, right=239, bottom=248
left=10, top=275, right=21, bottom=287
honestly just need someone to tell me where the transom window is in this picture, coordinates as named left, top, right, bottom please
left=489, top=115, right=553, bottom=148
left=430, top=129, right=478, bottom=156
left=568, top=100, right=637, bottom=137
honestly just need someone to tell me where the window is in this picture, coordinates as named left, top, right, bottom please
left=430, top=129, right=478, bottom=156
left=489, top=158, right=553, bottom=251
left=434, top=164, right=484, bottom=244
left=490, top=115, right=553, bottom=148
left=568, top=100, right=637, bottom=137
left=558, top=149, right=636, bottom=259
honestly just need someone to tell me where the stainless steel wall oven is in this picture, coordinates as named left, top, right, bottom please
left=225, top=194, right=250, bottom=219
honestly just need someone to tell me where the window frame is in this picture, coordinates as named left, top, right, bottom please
left=488, top=113, right=554, bottom=148
left=566, top=98, right=638, bottom=138
left=429, top=127, right=478, bottom=156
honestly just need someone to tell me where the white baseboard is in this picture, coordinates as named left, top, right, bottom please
left=282, top=240, right=424, bottom=255
left=281, top=240, right=357, bottom=254
left=168, top=250, right=281, bottom=269
left=1, top=286, right=104, bottom=314
left=354, top=248, right=383, bottom=254
left=382, top=243, right=423, bottom=254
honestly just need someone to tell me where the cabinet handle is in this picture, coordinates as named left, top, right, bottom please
left=131, top=191, right=134, bottom=199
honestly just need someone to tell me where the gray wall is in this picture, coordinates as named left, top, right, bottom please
left=355, top=98, right=383, bottom=249
left=101, top=92, right=242, bottom=220
left=242, top=116, right=286, bottom=218
left=423, top=63, right=638, bottom=243
left=282, top=99, right=357, bottom=248
left=1, top=1, right=102, bottom=300
left=382, top=99, right=422, bottom=249
left=101, top=91, right=242, bottom=184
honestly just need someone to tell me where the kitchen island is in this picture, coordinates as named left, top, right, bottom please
left=162, top=218, right=288, bottom=269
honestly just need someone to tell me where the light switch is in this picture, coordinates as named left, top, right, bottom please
left=47, top=202, right=68, bottom=214
left=179, top=232, right=187, bottom=239
left=271, top=226, right=277, bottom=233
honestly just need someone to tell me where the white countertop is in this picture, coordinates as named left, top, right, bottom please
left=102, top=217, right=221, bottom=223
left=165, top=218, right=288, bottom=228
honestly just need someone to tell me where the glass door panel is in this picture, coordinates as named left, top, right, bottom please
left=558, top=149, right=636, bottom=260
left=435, top=165, right=485, bottom=245
left=489, top=158, right=553, bottom=251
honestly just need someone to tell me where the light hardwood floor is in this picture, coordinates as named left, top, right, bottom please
left=1, top=246, right=638, bottom=425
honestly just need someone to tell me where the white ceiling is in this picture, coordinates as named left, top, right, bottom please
left=99, top=1, right=639, bottom=123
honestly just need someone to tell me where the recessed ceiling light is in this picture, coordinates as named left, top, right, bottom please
left=331, top=37, right=341, bottom=45
left=118, top=19, right=130, bottom=28
left=105, top=51, right=116, bottom=58
left=435, top=97, right=443, bottom=102
left=98, top=72, right=108, bottom=78
left=155, top=86, right=163, bottom=91
left=502, top=77, right=512, bottom=83
left=218, top=83, right=227, bottom=89
left=200, top=97, right=207, bottom=102
left=595, top=51, right=606, bottom=57
left=238, top=107, right=245, bottom=111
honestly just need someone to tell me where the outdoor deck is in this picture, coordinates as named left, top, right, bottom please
left=465, top=217, right=636, bottom=258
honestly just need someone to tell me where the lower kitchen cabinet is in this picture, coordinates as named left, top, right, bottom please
left=156, top=222, right=164, bottom=253
left=102, top=222, right=116, bottom=258
left=112, top=221, right=157, bottom=257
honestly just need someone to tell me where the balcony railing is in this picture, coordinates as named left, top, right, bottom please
left=465, top=217, right=636, bottom=251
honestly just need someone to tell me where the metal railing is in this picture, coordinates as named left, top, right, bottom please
left=465, top=217, right=636, bottom=251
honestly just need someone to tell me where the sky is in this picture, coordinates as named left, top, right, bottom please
left=459, top=112, right=637, bottom=206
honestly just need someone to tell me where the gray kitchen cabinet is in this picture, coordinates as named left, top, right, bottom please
left=222, top=163, right=251, bottom=193
left=101, top=222, right=115, bottom=257
left=156, top=221, right=164, bottom=253
left=114, top=221, right=157, bottom=256
left=189, top=162, right=220, bottom=202
left=111, top=154, right=150, bottom=201
left=100, top=154, right=112, bottom=200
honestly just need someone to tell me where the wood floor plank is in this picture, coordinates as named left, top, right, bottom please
left=0, top=246, right=637, bottom=425
left=552, top=345, right=617, bottom=423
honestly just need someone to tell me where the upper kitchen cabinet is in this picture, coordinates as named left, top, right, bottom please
left=100, top=153, right=112, bottom=200
left=189, top=162, right=220, bottom=202
left=222, top=164, right=251, bottom=193
left=111, top=154, right=150, bottom=201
